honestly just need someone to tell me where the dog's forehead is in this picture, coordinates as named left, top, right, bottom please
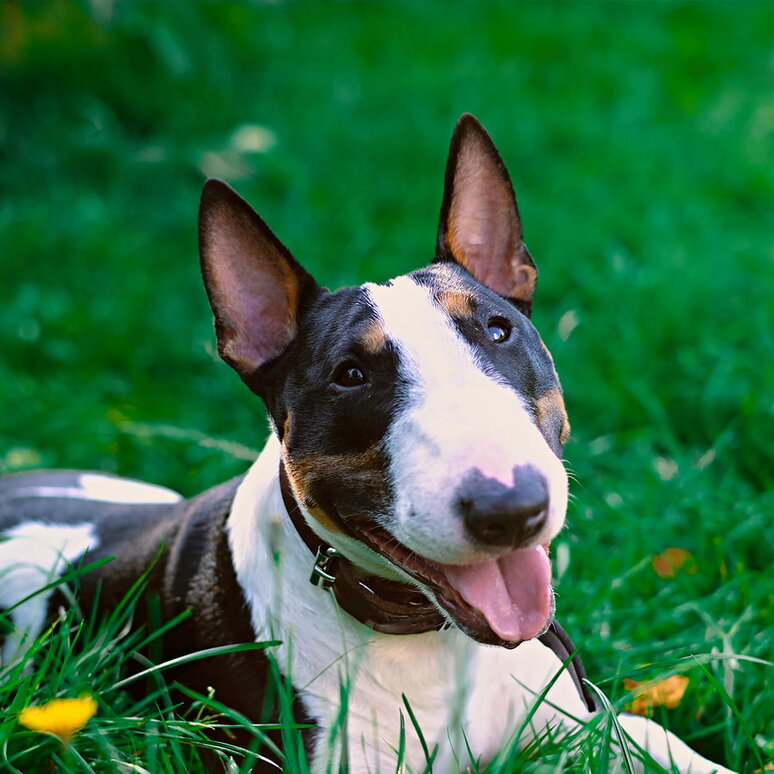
left=301, top=285, right=382, bottom=355
left=359, top=264, right=567, bottom=449
left=363, top=270, right=481, bottom=365
left=288, top=263, right=567, bottom=450
left=304, top=264, right=556, bottom=386
left=360, top=265, right=542, bottom=368
left=295, top=266, right=474, bottom=358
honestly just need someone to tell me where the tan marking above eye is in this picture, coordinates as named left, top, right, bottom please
left=358, top=320, right=389, bottom=354
left=436, top=288, right=476, bottom=319
left=533, top=387, right=570, bottom=445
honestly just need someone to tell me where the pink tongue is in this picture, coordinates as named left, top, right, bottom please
left=442, top=546, right=552, bottom=642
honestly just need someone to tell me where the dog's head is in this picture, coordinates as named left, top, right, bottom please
left=199, top=114, right=569, bottom=648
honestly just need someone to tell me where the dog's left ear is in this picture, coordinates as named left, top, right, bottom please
left=435, top=114, right=537, bottom=316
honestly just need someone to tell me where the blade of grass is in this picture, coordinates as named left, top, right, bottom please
left=584, top=681, right=637, bottom=774
left=692, top=657, right=765, bottom=769
left=401, top=693, right=438, bottom=771
left=109, top=641, right=279, bottom=692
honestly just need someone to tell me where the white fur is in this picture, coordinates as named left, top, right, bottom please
left=0, top=474, right=177, bottom=663
left=12, top=473, right=181, bottom=504
left=618, top=714, right=735, bottom=774
left=0, top=522, right=97, bottom=663
left=228, top=437, right=735, bottom=773
left=365, top=276, right=568, bottom=564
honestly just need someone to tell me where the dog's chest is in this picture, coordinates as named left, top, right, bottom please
left=276, top=611, right=586, bottom=772
left=306, top=633, right=514, bottom=771
left=228, top=444, right=589, bottom=772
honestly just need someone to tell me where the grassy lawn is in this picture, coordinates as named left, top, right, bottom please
left=1, top=1, right=771, bottom=771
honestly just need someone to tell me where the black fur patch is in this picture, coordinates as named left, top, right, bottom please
left=256, top=286, right=401, bottom=524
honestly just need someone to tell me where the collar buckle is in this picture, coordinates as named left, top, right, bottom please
left=310, top=546, right=341, bottom=590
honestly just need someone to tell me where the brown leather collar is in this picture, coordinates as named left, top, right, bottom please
left=278, top=464, right=445, bottom=635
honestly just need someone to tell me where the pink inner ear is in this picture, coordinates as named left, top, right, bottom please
left=214, top=269, right=295, bottom=371
left=444, top=124, right=536, bottom=304
left=201, top=196, right=299, bottom=376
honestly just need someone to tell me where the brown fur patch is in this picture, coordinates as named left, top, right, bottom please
left=283, top=456, right=345, bottom=535
left=436, top=288, right=476, bottom=319
left=537, top=336, right=555, bottom=362
left=358, top=319, right=389, bottom=354
left=282, top=411, right=293, bottom=442
left=534, top=387, right=571, bottom=445
left=284, top=446, right=387, bottom=535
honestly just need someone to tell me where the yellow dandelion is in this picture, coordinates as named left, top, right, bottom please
left=18, top=696, right=97, bottom=741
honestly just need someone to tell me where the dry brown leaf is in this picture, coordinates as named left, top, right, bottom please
left=624, top=674, right=689, bottom=716
left=652, top=547, right=697, bottom=578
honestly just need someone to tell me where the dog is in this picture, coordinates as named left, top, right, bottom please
left=0, top=115, right=736, bottom=773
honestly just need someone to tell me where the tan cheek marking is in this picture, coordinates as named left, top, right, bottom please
left=534, top=339, right=570, bottom=443
left=282, top=411, right=293, bottom=442
left=283, top=446, right=385, bottom=535
left=292, top=448, right=383, bottom=488
left=538, top=336, right=556, bottom=365
left=534, top=387, right=570, bottom=445
left=283, top=453, right=345, bottom=535
left=560, top=416, right=571, bottom=445
left=436, top=288, right=476, bottom=319
left=359, top=320, right=388, bottom=354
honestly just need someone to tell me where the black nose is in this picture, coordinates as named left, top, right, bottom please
left=456, top=465, right=549, bottom=548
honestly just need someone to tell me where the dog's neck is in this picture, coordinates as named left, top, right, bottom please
left=226, top=434, right=348, bottom=651
left=277, top=460, right=446, bottom=635
left=227, top=431, right=446, bottom=640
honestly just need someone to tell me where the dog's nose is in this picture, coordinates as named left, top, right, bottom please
left=456, top=465, right=549, bottom=548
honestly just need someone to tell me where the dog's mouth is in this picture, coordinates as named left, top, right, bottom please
left=346, top=517, right=554, bottom=648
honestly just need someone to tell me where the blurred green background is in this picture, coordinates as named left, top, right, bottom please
left=1, top=1, right=772, bottom=767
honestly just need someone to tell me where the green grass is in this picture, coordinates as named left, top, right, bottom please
left=0, top=561, right=292, bottom=773
left=1, top=1, right=772, bottom=771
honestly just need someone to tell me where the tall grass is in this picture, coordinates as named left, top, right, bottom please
left=0, top=559, right=288, bottom=773
left=2, top=561, right=765, bottom=772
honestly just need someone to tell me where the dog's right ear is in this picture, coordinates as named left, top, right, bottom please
left=199, top=179, right=321, bottom=383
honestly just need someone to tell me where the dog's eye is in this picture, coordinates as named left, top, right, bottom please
left=487, top=317, right=511, bottom=344
left=332, top=361, right=368, bottom=388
